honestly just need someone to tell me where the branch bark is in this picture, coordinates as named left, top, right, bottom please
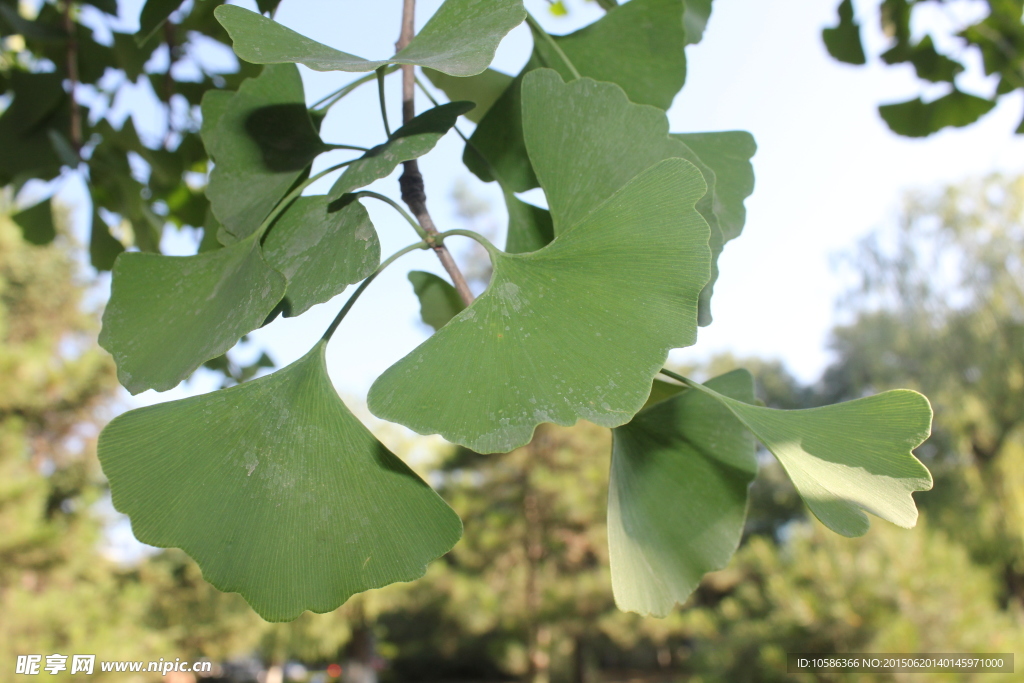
left=396, top=0, right=474, bottom=306
left=62, top=1, right=82, bottom=152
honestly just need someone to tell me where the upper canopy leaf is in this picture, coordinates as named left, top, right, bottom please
left=368, top=158, right=709, bottom=453
left=328, top=102, right=473, bottom=199
left=99, top=236, right=286, bottom=394
left=688, top=380, right=934, bottom=537
left=98, top=341, right=462, bottom=621
left=12, top=198, right=56, bottom=246
left=609, top=370, right=756, bottom=617
left=215, top=0, right=525, bottom=77
left=203, top=64, right=326, bottom=244
left=262, top=197, right=380, bottom=317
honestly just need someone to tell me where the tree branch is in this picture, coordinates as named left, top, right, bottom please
left=396, top=0, right=474, bottom=306
left=62, top=1, right=81, bottom=152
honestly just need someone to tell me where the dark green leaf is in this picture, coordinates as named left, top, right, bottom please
left=328, top=102, right=473, bottom=199
left=215, top=0, right=525, bottom=77
left=683, top=0, right=713, bottom=45
left=879, top=89, right=997, bottom=137
left=255, top=0, right=282, bottom=15
left=12, top=198, right=56, bottom=245
left=408, top=271, right=465, bottom=332
left=503, top=189, right=553, bottom=254
left=0, top=4, right=65, bottom=41
left=368, top=158, right=709, bottom=453
left=84, top=0, right=118, bottom=16
left=262, top=197, right=380, bottom=317
left=89, top=210, right=124, bottom=271
left=609, top=370, right=756, bottom=616
left=822, top=0, right=866, bottom=65
left=98, top=341, right=462, bottom=622
left=881, top=35, right=963, bottom=83
left=423, top=68, right=514, bottom=123
left=112, top=31, right=160, bottom=81
left=136, top=0, right=182, bottom=45
left=99, top=236, right=286, bottom=394
left=204, top=64, right=324, bottom=243
left=688, top=380, right=933, bottom=537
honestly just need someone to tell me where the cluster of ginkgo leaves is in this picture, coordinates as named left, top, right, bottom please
left=3, top=0, right=934, bottom=623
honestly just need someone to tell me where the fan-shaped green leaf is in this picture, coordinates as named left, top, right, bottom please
left=408, top=271, right=465, bottom=332
left=368, top=158, right=709, bottom=453
left=879, top=89, right=996, bottom=138
left=98, top=341, right=462, bottom=622
left=822, top=0, right=866, bottom=65
left=89, top=210, right=124, bottom=271
left=465, top=0, right=688, bottom=192
left=672, top=131, right=756, bottom=243
left=215, top=0, right=525, bottom=77
left=683, top=0, right=713, bottom=45
left=503, top=189, right=553, bottom=254
left=203, top=64, right=326, bottom=243
left=687, top=380, right=934, bottom=537
left=99, top=236, right=286, bottom=394
left=262, top=197, right=380, bottom=317
left=328, top=102, right=473, bottom=199
left=424, top=68, right=513, bottom=123
left=609, top=370, right=756, bottom=617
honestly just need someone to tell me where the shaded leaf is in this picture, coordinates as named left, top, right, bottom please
left=687, top=380, right=933, bottom=537
left=683, top=0, right=713, bottom=45
left=879, top=89, right=996, bottom=137
left=609, top=370, right=756, bottom=616
left=881, top=34, right=962, bottom=83
left=99, top=236, right=286, bottom=394
left=408, top=271, right=465, bottom=332
left=262, top=197, right=380, bottom=317
left=424, top=68, right=514, bottom=123
left=503, top=189, right=553, bottom=254
left=0, top=71, right=67, bottom=184
left=12, top=198, right=56, bottom=246
left=822, top=0, right=866, bottom=65
left=328, top=102, right=473, bottom=199
left=98, top=341, right=462, bottom=622
left=672, top=131, right=756, bottom=243
left=368, top=159, right=709, bottom=453
left=215, top=0, right=525, bottom=77
left=204, top=64, right=324, bottom=243
left=89, top=210, right=125, bottom=271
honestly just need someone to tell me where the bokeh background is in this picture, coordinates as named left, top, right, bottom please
left=4, top=0, right=1024, bottom=681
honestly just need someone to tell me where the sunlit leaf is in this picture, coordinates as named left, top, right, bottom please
left=609, top=370, right=756, bottom=617
left=368, top=158, right=709, bottom=453
left=203, top=64, right=325, bottom=244
left=408, top=271, right=465, bottom=332
left=262, top=197, right=380, bottom=316
left=328, top=102, right=473, bottom=199
left=688, top=380, right=934, bottom=537
left=98, top=341, right=462, bottom=621
left=99, top=236, right=286, bottom=394
left=215, top=0, right=525, bottom=77
left=12, top=198, right=56, bottom=246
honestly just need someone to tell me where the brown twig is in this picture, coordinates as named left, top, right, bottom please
left=62, top=1, right=81, bottom=152
left=396, top=0, right=474, bottom=306
left=162, top=21, right=178, bottom=148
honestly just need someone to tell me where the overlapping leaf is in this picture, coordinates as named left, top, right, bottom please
left=262, top=197, right=380, bottom=316
left=609, top=371, right=757, bottom=617
left=408, top=271, right=465, bottom=332
left=0, top=71, right=68, bottom=185
left=328, top=102, right=473, bottom=199
left=89, top=210, right=125, bottom=271
left=99, top=236, right=286, bottom=394
left=12, top=198, right=56, bottom=246
left=424, top=68, right=513, bottom=123
left=215, top=0, right=525, bottom=77
left=465, top=0, right=688, bottom=193
left=98, top=341, right=462, bottom=622
left=688, top=380, right=934, bottom=537
left=203, top=64, right=326, bottom=243
left=368, top=157, right=709, bottom=453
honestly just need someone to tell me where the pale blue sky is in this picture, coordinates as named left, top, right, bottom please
left=75, top=0, right=1024, bottom=406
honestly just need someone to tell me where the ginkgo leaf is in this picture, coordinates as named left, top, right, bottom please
left=12, top=198, right=56, bottom=245
left=408, top=271, right=465, bottom=332
left=368, top=158, right=709, bottom=453
left=262, top=196, right=380, bottom=317
left=687, top=380, right=934, bottom=537
left=328, top=102, right=473, bottom=199
left=89, top=209, right=124, bottom=271
left=215, top=0, right=525, bottom=77
left=99, top=236, right=286, bottom=394
left=609, top=370, right=757, bottom=617
left=98, top=341, right=462, bottom=622
left=204, top=64, right=326, bottom=243
left=466, top=0, right=687, bottom=192
left=424, top=68, right=514, bottom=123
left=672, top=132, right=756, bottom=244
left=503, top=188, right=553, bottom=254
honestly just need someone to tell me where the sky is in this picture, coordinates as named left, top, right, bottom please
left=61, top=0, right=1024, bottom=404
